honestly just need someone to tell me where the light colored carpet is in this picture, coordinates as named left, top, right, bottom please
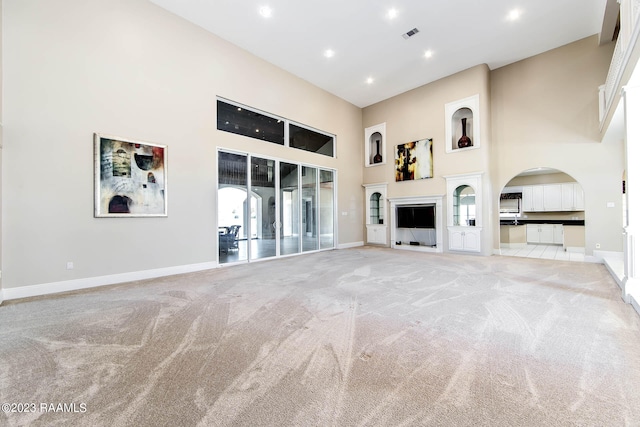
left=1, top=247, right=640, bottom=426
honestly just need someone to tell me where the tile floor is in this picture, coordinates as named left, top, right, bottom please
left=499, top=244, right=585, bottom=262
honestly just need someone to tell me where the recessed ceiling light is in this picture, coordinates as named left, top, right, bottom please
left=507, top=9, right=521, bottom=21
left=387, top=8, right=399, bottom=19
left=259, top=6, right=273, bottom=18
left=366, top=77, right=374, bottom=85
left=424, top=50, right=433, bottom=58
left=324, top=49, right=335, bottom=58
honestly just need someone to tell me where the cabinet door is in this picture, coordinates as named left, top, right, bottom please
left=449, top=230, right=464, bottom=251
left=526, top=224, right=540, bottom=243
left=574, top=186, right=584, bottom=210
left=553, top=224, right=564, bottom=245
left=463, top=229, right=480, bottom=252
left=561, top=183, right=575, bottom=211
left=522, top=186, right=533, bottom=211
left=539, top=224, right=554, bottom=244
left=367, top=226, right=384, bottom=244
left=543, top=185, right=562, bottom=211
left=532, top=186, right=545, bottom=211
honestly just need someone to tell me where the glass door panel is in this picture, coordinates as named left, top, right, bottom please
left=280, top=162, right=300, bottom=255
left=302, top=166, right=318, bottom=252
left=319, top=169, right=335, bottom=249
left=250, top=157, right=276, bottom=260
left=218, top=151, right=248, bottom=263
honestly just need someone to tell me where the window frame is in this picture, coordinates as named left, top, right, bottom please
left=217, top=97, right=336, bottom=158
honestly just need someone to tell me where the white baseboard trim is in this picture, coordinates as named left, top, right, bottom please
left=500, top=243, right=526, bottom=250
left=1, top=261, right=218, bottom=301
left=565, top=246, right=586, bottom=254
left=630, top=294, right=640, bottom=317
left=338, top=241, right=364, bottom=249
left=593, top=250, right=623, bottom=262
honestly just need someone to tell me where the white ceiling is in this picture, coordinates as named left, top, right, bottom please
left=149, top=0, right=608, bottom=108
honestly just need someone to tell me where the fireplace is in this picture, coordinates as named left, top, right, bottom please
left=388, top=195, right=444, bottom=253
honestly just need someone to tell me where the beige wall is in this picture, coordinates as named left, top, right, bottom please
left=491, top=35, right=621, bottom=254
left=362, top=65, right=494, bottom=254
left=505, top=172, right=576, bottom=186
left=2, top=0, right=363, bottom=289
left=362, top=35, right=620, bottom=256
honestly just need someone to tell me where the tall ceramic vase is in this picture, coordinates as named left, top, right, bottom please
left=457, top=118, right=472, bottom=148
left=373, top=139, right=382, bottom=163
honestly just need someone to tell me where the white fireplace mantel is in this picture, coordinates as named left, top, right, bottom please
left=388, top=195, right=444, bottom=253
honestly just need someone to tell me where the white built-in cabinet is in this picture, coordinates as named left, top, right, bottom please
left=526, top=224, right=564, bottom=245
left=364, top=183, right=387, bottom=245
left=561, top=183, right=585, bottom=211
left=449, top=228, right=481, bottom=252
left=522, top=183, right=584, bottom=212
left=445, top=173, right=483, bottom=253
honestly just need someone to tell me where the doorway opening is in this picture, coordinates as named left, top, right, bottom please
left=499, top=167, right=586, bottom=261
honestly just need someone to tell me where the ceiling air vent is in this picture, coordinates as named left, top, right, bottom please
left=402, top=28, right=420, bottom=39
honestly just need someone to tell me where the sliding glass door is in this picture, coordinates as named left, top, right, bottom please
left=280, top=162, right=300, bottom=256
left=250, top=157, right=276, bottom=260
left=218, top=150, right=335, bottom=264
left=319, top=170, right=335, bottom=249
left=218, top=152, right=249, bottom=263
left=302, top=166, right=318, bottom=252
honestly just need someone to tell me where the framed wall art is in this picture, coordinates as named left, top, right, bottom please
left=395, top=138, right=433, bottom=182
left=94, top=133, right=168, bottom=217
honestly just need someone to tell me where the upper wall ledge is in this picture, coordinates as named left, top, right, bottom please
left=600, top=0, right=640, bottom=133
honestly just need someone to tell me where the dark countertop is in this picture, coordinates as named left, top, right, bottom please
left=500, top=219, right=585, bottom=226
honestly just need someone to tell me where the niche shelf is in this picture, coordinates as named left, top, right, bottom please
left=365, top=123, right=386, bottom=167
left=445, top=94, right=480, bottom=153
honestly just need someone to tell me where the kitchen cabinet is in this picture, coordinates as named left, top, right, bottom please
left=526, top=224, right=563, bottom=245
left=543, top=185, right=562, bottom=211
left=522, top=183, right=584, bottom=212
left=553, top=224, right=564, bottom=244
left=561, top=183, right=585, bottom=211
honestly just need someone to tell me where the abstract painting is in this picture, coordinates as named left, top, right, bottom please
left=395, top=138, right=433, bottom=181
left=94, top=133, right=167, bottom=217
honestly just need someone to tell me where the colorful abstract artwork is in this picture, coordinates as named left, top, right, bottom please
left=94, top=133, right=167, bottom=217
left=395, top=138, right=433, bottom=181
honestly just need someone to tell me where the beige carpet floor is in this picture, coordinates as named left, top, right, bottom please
left=2, top=247, right=640, bottom=426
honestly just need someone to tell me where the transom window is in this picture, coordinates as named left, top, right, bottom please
left=217, top=98, right=335, bottom=157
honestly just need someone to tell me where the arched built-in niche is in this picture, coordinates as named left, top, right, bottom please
left=498, top=167, right=586, bottom=260
left=364, top=123, right=386, bottom=167
left=445, top=94, right=479, bottom=153
left=364, top=183, right=388, bottom=245
left=453, top=185, right=476, bottom=226
left=445, top=173, right=482, bottom=253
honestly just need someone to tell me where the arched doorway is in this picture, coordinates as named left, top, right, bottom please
left=498, top=168, right=586, bottom=261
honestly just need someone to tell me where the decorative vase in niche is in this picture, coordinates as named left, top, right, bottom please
left=457, top=117, right=472, bottom=148
left=373, top=139, right=383, bottom=163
